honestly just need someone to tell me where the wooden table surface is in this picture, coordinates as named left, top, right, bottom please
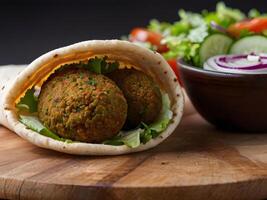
left=1, top=113, right=267, bottom=200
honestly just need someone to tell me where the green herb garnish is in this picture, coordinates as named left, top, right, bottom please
left=85, top=56, right=119, bottom=74
left=88, top=77, right=97, bottom=86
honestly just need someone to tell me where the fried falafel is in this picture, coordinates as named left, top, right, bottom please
left=108, top=68, right=162, bottom=128
left=37, top=67, right=128, bottom=143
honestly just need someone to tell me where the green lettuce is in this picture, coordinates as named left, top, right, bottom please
left=144, top=2, right=257, bottom=67
left=148, top=93, right=173, bottom=133
left=148, top=19, right=172, bottom=34
left=140, top=93, right=172, bottom=143
left=188, top=25, right=208, bottom=43
left=179, top=9, right=205, bottom=27
left=16, top=87, right=38, bottom=113
left=203, top=2, right=245, bottom=28
left=248, top=9, right=261, bottom=18
left=216, top=2, right=245, bottom=22
left=19, top=115, right=72, bottom=143
left=104, top=129, right=142, bottom=148
left=151, top=9, right=208, bottom=66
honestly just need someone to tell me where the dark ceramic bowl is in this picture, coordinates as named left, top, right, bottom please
left=178, top=60, right=267, bottom=132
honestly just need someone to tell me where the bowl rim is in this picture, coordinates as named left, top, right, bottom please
left=178, top=59, right=267, bottom=78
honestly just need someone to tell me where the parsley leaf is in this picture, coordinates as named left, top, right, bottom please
left=86, top=56, right=119, bottom=74
left=88, top=77, right=97, bottom=86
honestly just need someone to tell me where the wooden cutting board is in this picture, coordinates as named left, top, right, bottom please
left=1, top=113, right=267, bottom=200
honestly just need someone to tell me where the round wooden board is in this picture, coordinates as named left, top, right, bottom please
left=1, top=113, right=267, bottom=200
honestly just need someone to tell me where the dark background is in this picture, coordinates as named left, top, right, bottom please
left=0, top=0, right=266, bottom=65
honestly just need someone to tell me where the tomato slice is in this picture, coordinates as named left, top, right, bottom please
left=157, top=44, right=169, bottom=53
left=228, top=17, right=267, bottom=37
left=167, top=59, right=182, bottom=85
left=130, top=28, right=169, bottom=53
left=130, top=28, right=181, bottom=84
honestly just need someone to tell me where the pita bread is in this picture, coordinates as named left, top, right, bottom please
left=0, top=40, right=184, bottom=155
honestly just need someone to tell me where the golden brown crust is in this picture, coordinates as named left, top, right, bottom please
left=38, top=67, right=127, bottom=143
left=108, top=69, right=162, bottom=128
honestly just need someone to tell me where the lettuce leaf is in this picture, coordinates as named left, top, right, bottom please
left=19, top=115, right=72, bottom=143
left=104, top=129, right=142, bottom=148
left=148, top=19, right=172, bottom=34
left=248, top=9, right=261, bottom=18
left=134, top=2, right=267, bottom=68
left=203, top=2, right=245, bottom=28
left=158, top=9, right=208, bottom=66
left=179, top=9, right=205, bottom=27
left=142, top=2, right=252, bottom=67
left=141, top=93, right=173, bottom=143
left=149, top=93, right=173, bottom=133
left=16, top=87, right=38, bottom=113
left=216, top=2, right=245, bottom=22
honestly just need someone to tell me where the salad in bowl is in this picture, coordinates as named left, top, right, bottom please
left=125, top=2, right=267, bottom=76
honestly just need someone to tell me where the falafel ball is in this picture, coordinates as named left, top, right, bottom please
left=37, top=67, right=128, bottom=143
left=108, top=68, right=162, bottom=128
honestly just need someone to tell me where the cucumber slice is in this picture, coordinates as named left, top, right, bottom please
left=200, top=34, right=233, bottom=65
left=230, top=35, right=267, bottom=54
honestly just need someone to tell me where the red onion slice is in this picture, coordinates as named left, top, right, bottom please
left=204, top=54, right=267, bottom=74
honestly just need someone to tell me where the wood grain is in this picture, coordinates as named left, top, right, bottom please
left=0, top=113, right=267, bottom=200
